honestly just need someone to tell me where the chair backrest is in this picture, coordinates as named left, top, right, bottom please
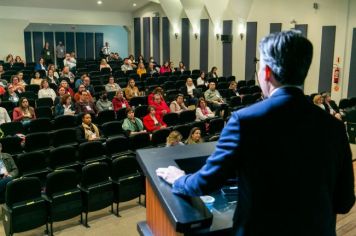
left=5, top=177, right=42, bottom=207
left=173, top=124, right=193, bottom=140
left=163, top=113, right=179, bottom=127
left=0, top=136, right=23, bottom=155
left=36, top=97, right=54, bottom=108
left=115, top=108, right=127, bottom=121
left=28, top=118, right=52, bottom=133
left=53, top=115, right=78, bottom=129
left=49, top=145, right=78, bottom=170
left=35, top=107, right=53, bottom=119
left=81, top=162, right=110, bottom=188
left=24, top=132, right=51, bottom=152
left=151, top=128, right=171, bottom=146
left=25, top=84, right=40, bottom=94
left=96, top=110, right=116, bottom=125
left=134, top=105, right=148, bottom=120
left=45, top=169, right=79, bottom=198
left=101, top=121, right=124, bottom=138
left=241, top=94, right=256, bottom=106
left=129, top=96, right=147, bottom=107
left=111, top=156, right=141, bottom=181
left=1, top=122, right=25, bottom=136
left=129, top=132, right=151, bottom=150
left=179, top=110, right=196, bottom=124
left=105, top=136, right=130, bottom=155
left=17, top=151, right=48, bottom=176
left=229, top=96, right=242, bottom=107
left=78, top=141, right=107, bottom=162
left=208, top=118, right=225, bottom=135
left=52, top=128, right=78, bottom=147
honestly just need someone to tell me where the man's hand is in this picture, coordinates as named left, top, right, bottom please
left=156, top=166, right=185, bottom=185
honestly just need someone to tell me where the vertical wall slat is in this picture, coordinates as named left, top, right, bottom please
left=76, top=32, right=86, bottom=59
left=245, top=22, right=258, bottom=81
left=222, top=20, right=233, bottom=77
left=134, top=17, right=141, bottom=58
left=181, top=18, right=190, bottom=69
left=152, top=17, right=160, bottom=65
left=143, top=17, right=151, bottom=60
left=162, top=17, right=170, bottom=64
left=200, top=19, right=209, bottom=73
left=348, top=28, right=356, bottom=98
left=95, top=33, right=104, bottom=59
left=33, top=32, right=43, bottom=62
left=85, top=33, right=94, bottom=59
left=24, top=32, right=33, bottom=63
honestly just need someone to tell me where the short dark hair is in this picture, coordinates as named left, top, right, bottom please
left=259, top=30, right=313, bottom=86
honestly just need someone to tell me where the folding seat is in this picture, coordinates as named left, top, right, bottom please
left=78, top=162, right=113, bottom=227
left=96, top=109, right=116, bottom=125
left=101, top=121, right=124, bottom=138
left=53, top=115, right=77, bottom=130
left=173, top=124, right=193, bottom=141
left=218, top=77, right=227, bottom=83
left=238, top=86, right=250, bottom=96
left=237, top=80, right=247, bottom=89
left=191, top=69, right=201, bottom=75
left=217, top=82, right=228, bottom=90
left=100, top=67, right=111, bottom=75
left=111, top=156, right=144, bottom=216
left=227, top=76, right=236, bottom=82
left=36, top=97, right=54, bottom=108
left=246, top=79, right=256, bottom=86
left=25, top=84, right=40, bottom=94
left=19, top=91, right=37, bottom=100
left=115, top=108, right=127, bottom=121
left=145, top=77, right=158, bottom=86
left=17, top=151, right=51, bottom=179
left=2, top=177, right=48, bottom=236
left=0, top=136, right=23, bottom=156
left=51, top=128, right=78, bottom=148
left=249, top=85, right=262, bottom=94
left=163, top=113, right=179, bottom=127
left=183, top=70, right=191, bottom=75
left=229, top=96, right=242, bottom=108
left=179, top=75, right=189, bottom=81
left=44, top=169, right=82, bottom=235
left=78, top=141, right=110, bottom=165
left=129, top=96, right=147, bottom=107
left=49, top=145, right=80, bottom=171
left=27, top=117, right=53, bottom=133
left=107, top=91, right=116, bottom=101
left=0, top=122, right=25, bottom=136
left=24, top=132, right=52, bottom=153
left=208, top=118, right=225, bottom=136
left=35, top=107, right=53, bottom=119
left=129, top=132, right=151, bottom=150
left=175, top=80, right=185, bottom=89
left=241, top=94, right=256, bottom=106
left=163, top=81, right=176, bottom=91
left=179, top=110, right=196, bottom=124
left=151, top=128, right=171, bottom=147
left=0, top=101, right=16, bottom=112
left=134, top=105, right=148, bottom=120
left=105, top=136, right=133, bottom=159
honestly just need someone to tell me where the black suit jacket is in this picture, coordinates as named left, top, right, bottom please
left=173, top=87, right=355, bottom=236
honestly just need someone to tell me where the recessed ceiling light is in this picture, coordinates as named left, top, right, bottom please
left=133, top=3, right=137, bottom=7
left=97, top=1, right=103, bottom=5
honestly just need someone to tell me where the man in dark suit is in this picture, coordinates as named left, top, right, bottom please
left=156, top=30, right=355, bottom=236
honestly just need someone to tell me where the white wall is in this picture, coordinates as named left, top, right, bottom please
left=24, top=24, right=129, bottom=58
left=0, top=6, right=132, bottom=61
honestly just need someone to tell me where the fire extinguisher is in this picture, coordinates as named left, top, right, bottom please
left=333, top=66, right=340, bottom=84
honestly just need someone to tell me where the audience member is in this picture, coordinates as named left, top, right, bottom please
left=105, top=76, right=120, bottom=93
left=227, top=81, right=239, bottom=97
left=166, top=131, right=184, bottom=147
left=122, top=108, right=146, bottom=136
left=83, top=75, right=95, bottom=96
left=147, top=62, right=159, bottom=75
left=204, top=81, right=227, bottom=117
left=121, top=58, right=133, bottom=73
left=47, top=64, right=60, bottom=78
left=59, top=80, right=74, bottom=97
left=38, top=80, right=56, bottom=101
left=55, top=94, right=75, bottom=116
left=56, top=41, right=65, bottom=69
left=30, top=71, right=43, bottom=86
left=0, top=65, right=5, bottom=78
left=177, top=61, right=186, bottom=73
left=13, top=97, right=36, bottom=124
left=136, top=62, right=147, bottom=78
left=5, top=84, right=19, bottom=104
left=0, top=143, right=19, bottom=202
left=99, top=58, right=112, bottom=71
left=182, top=78, right=198, bottom=105
left=148, top=87, right=164, bottom=106
left=5, top=54, right=14, bottom=65
left=74, top=84, right=93, bottom=102
left=101, top=42, right=110, bottom=59
left=10, top=75, right=25, bottom=93
left=41, top=42, right=53, bottom=65
left=14, top=56, right=24, bottom=64
left=112, top=89, right=130, bottom=112
left=185, top=127, right=203, bottom=145
left=207, top=66, right=218, bottom=80
left=46, top=68, right=59, bottom=85
left=77, top=113, right=101, bottom=142
left=170, top=94, right=188, bottom=114
left=125, top=78, right=140, bottom=101
left=60, top=66, right=75, bottom=84
left=137, top=54, right=145, bottom=64
left=54, top=86, right=67, bottom=106
left=313, top=94, right=325, bottom=110
left=196, top=97, right=215, bottom=121
left=63, top=53, right=76, bottom=73
left=151, top=93, right=170, bottom=121
left=96, top=91, right=113, bottom=112
left=196, top=71, right=208, bottom=87
left=160, top=61, right=172, bottom=75
left=143, top=106, right=167, bottom=132
left=0, top=103, right=11, bottom=125
left=75, top=91, right=98, bottom=116
left=34, top=57, right=47, bottom=71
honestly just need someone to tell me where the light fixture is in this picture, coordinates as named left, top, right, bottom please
left=290, top=19, right=297, bottom=28
left=133, top=3, right=137, bottom=7
left=174, top=33, right=179, bottom=39
left=97, top=0, right=103, bottom=5
left=216, top=34, right=220, bottom=40
left=238, top=20, right=246, bottom=40
left=194, top=33, right=198, bottom=40
left=239, top=33, right=244, bottom=40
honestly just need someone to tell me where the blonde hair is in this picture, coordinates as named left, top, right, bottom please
left=166, top=131, right=183, bottom=146
left=313, top=94, right=322, bottom=104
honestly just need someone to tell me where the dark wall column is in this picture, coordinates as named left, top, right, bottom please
left=348, top=28, right=356, bottom=97
left=270, top=23, right=282, bottom=33
left=134, top=17, right=141, bottom=58
left=143, top=17, right=151, bottom=60
left=181, top=18, right=190, bottom=69
left=152, top=17, right=161, bottom=65
left=245, top=22, right=257, bottom=80
left=200, top=19, right=209, bottom=73
left=24, top=32, right=33, bottom=63
left=222, top=20, right=233, bottom=77
left=33, top=32, right=43, bottom=61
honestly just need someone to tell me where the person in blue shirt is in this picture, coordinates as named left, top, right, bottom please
left=156, top=30, right=355, bottom=236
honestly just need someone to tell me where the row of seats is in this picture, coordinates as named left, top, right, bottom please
left=3, top=158, right=144, bottom=236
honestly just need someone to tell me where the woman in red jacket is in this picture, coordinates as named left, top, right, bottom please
left=13, top=97, right=36, bottom=125
left=143, top=106, right=167, bottom=132
left=112, top=89, right=130, bottom=112
left=151, top=93, right=170, bottom=121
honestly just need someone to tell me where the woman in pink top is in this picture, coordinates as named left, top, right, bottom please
left=159, top=61, right=172, bottom=75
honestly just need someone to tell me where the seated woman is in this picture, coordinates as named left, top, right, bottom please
left=112, top=89, right=130, bottom=112
left=181, top=78, right=198, bottom=105
left=96, top=91, right=113, bottom=112
left=151, top=93, right=170, bottom=121
left=185, top=127, right=203, bottom=145
left=15, top=55, right=24, bottom=63
left=148, top=87, right=165, bottom=106
left=10, top=75, right=25, bottom=93
left=159, top=61, right=172, bottom=75
left=5, top=84, right=19, bottom=104
left=227, top=81, right=239, bottom=97
left=136, top=62, right=147, bottom=78
left=34, top=57, right=47, bottom=72
left=196, top=97, right=215, bottom=121
left=313, top=94, right=325, bottom=110
left=196, top=71, right=208, bottom=87
left=55, top=94, right=75, bottom=116
left=166, top=131, right=184, bottom=147
left=99, top=58, right=112, bottom=71
left=30, top=71, right=43, bottom=86
left=76, top=113, right=102, bottom=143
left=177, top=61, right=186, bottom=73
left=16, top=71, right=27, bottom=88
left=38, top=79, right=56, bottom=101
left=322, top=92, right=342, bottom=120
left=13, top=97, right=36, bottom=125
left=143, top=106, right=167, bottom=132
left=0, top=102, right=11, bottom=125
left=170, top=94, right=188, bottom=114
left=124, top=78, right=141, bottom=101
left=122, top=108, right=147, bottom=136
left=74, top=84, right=94, bottom=102
left=105, top=76, right=120, bottom=93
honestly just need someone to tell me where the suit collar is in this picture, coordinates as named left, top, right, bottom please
left=269, top=86, right=304, bottom=98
